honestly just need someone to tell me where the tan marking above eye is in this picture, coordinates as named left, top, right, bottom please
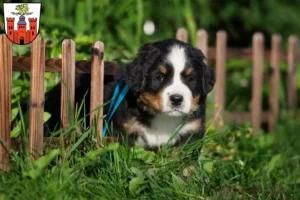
left=185, top=68, right=193, bottom=76
left=159, top=66, right=167, bottom=75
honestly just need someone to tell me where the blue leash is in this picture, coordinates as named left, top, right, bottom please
left=102, top=77, right=129, bottom=137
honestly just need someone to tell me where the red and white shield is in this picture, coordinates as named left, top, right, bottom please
left=3, top=3, right=41, bottom=45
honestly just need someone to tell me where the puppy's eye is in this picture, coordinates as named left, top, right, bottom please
left=154, top=74, right=164, bottom=82
left=186, top=75, right=195, bottom=82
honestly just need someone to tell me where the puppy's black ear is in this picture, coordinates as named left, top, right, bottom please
left=202, top=64, right=215, bottom=95
left=125, top=43, right=161, bottom=94
left=187, top=47, right=215, bottom=95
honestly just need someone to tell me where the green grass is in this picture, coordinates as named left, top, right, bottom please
left=1, top=111, right=300, bottom=199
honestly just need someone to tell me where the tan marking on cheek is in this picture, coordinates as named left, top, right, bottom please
left=191, top=95, right=200, bottom=109
left=139, top=90, right=163, bottom=111
left=185, top=68, right=193, bottom=76
left=159, top=66, right=167, bottom=75
left=123, top=118, right=141, bottom=135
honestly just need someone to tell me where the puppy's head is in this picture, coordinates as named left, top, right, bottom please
left=125, top=39, right=215, bottom=116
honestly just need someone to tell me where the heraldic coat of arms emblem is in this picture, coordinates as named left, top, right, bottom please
left=3, top=3, right=41, bottom=45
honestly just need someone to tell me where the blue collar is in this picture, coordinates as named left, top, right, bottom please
left=102, top=77, right=129, bottom=137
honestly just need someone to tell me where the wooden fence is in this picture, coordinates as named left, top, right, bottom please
left=0, top=28, right=299, bottom=170
left=177, top=28, right=299, bottom=135
left=0, top=35, right=118, bottom=170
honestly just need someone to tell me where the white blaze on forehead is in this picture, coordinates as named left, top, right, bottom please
left=161, top=45, right=193, bottom=115
left=167, top=45, right=186, bottom=73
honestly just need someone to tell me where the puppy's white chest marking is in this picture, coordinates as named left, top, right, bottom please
left=135, top=115, right=201, bottom=147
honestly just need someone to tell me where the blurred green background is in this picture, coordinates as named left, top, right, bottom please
left=0, top=0, right=299, bottom=129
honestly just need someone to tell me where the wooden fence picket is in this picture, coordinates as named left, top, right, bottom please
left=269, top=34, right=281, bottom=132
left=196, top=29, right=208, bottom=63
left=0, top=35, right=12, bottom=170
left=90, top=41, right=105, bottom=143
left=251, top=33, right=264, bottom=136
left=287, top=35, right=298, bottom=112
left=29, top=37, right=45, bottom=157
left=61, top=39, right=76, bottom=130
left=176, top=28, right=188, bottom=43
left=214, top=31, right=227, bottom=123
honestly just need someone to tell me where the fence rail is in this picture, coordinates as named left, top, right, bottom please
left=0, top=28, right=299, bottom=170
left=12, top=56, right=117, bottom=74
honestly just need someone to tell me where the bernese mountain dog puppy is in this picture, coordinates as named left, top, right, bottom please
left=44, top=38, right=215, bottom=151
left=103, top=38, right=215, bottom=150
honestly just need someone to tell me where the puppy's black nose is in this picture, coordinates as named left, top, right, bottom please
left=170, top=94, right=183, bottom=106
